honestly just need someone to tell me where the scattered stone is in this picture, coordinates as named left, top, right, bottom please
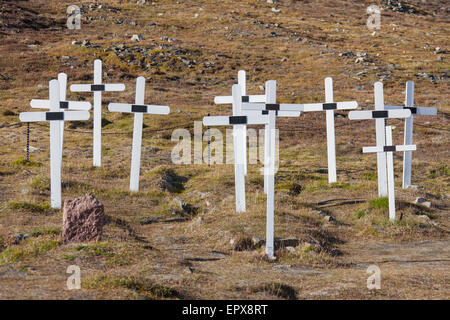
left=13, top=233, right=30, bottom=244
left=407, top=185, right=423, bottom=191
left=184, top=267, right=194, bottom=274
left=415, top=197, right=432, bottom=208
left=274, top=238, right=301, bottom=249
left=172, top=197, right=198, bottom=216
left=131, top=34, right=143, bottom=42
left=252, top=237, right=265, bottom=248
left=157, top=169, right=187, bottom=193
left=324, top=215, right=334, bottom=222
left=230, top=236, right=255, bottom=251
left=315, top=210, right=326, bottom=216
left=137, top=0, right=146, bottom=4
left=62, top=194, right=105, bottom=243
left=271, top=8, right=281, bottom=13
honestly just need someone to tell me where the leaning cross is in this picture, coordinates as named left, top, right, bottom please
left=108, top=76, right=170, bottom=192
left=203, top=84, right=277, bottom=259
left=19, top=80, right=90, bottom=208
left=30, top=72, right=92, bottom=150
left=70, top=59, right=125, bottom=167
left=362, top=126, right=416, bottom=220
left=384, top=81, right=437, bottom=188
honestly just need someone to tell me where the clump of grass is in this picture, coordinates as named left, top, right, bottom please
left=3, top=110, right=16, bottom=116
left=83, top=275, right=180, bottom=299
left=250, top=283, right=297, bottom=300
left=31, top=227, right=61, bottom=237
left=29, top=177, right=50, bottom=191
left=369, top=197, right=389, bottom=210
left=9, top=201, right=51, bottom=214
left=362, top=171, right=377, bottom=181
left=12, top=158, right=40, bottom=167
left=355, top=210, right=367, bottom=219
left=0, top=239, right=59, bottom=265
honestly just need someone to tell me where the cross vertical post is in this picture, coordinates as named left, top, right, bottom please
left=48, top=80, right=62, bottom=209
left=402, top=81, right=414, bottom=188
left=129, top=77, right=146, bottom=192
left=93, top=59, right=102, bottom=167
left=385, top=126, right=396, bottom=220
left=265, top=80, right=276, bottom=260
left=374, top=82, right=388, bottom=197
left=325, top=77, right=337, bottom=183
left=70, top=59, right=125, bottom=167
left=108, top=77, right=170, bottom=192
left=232, top=84, right=246, bottom=213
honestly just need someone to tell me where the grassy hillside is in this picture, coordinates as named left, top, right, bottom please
left=0, top=0, right=448, bottom=299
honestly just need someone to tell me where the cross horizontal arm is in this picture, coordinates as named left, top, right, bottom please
left=241, top=103, right=305, bottom=112
left=214, top=95, right=266, bottom=104
left=30, top=99, right=92, bottom=111
left=362, top=144, right=416, bottom=153
left=108, top=103, right=170, bottom=115
left=19, top=111, right=90, bottom=122
left=245, top=109, right=301, bottom=117
left=384, top=105, right=437, bottom=116
left=302, top=101, right=358, bottom=112
left=348, top=109, right=411, bottom=120
left=70, top=84, right=125, bottom=92
left=203, top=114, right=269, bottom=126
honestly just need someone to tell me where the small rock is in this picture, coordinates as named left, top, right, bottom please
left=324, top=215, right=334, bottom=222
left=315, top=210, right=326, bottom=216
left=251, top=237, right=265, bottom=248
left=285, top=246, right=296, bottom=254
left=271, top=8, right=281, bottom=13
left=137, top=0, right=146, bottom=4
left=407, top=185, right=423, bottom=191
left=131, top=34, right=143, bottom=42
left=415, top=197, right=432, bottom=208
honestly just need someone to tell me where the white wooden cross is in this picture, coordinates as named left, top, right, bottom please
left=19, top=80, right=90, bottom=208
left=214, top=73, right=300, bottom=213
left=108, top=76, right=170, bottom=192
left=349, top=86, right=413, bottom=219
left=240, top=80, right=301, bottom=196
left=70, top=59, right=125, bottom=167
left=384, top=81, right=437, bottom=188
left=30, top=73, right=92, bottom=151
left=362, top=126, right=416, bottom=220
left=300, top=78, right=358, bottom=183
left=349, top=82, right=391, bottom=197
left=204, top=84, right=277, bottom=259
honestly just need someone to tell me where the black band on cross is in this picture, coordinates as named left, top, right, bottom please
left=46, top=112, right=65, bottom=121
left=60, top=101, right=69, bottom=109
left=241, top=96, right=249, bottom=103
left=131, top=105, right=148, bottom=113
left=91, top=84, right=105, bottom=91
left=229, top=116, right=248, bottom=125
left=266, top=104, right=280, bottom=111
left=372, top=110, right=389, bottom=118
left=405, top=107, right=417, bottom=114
left=262, top=110, right=279, bottom=116
left=383, top=146, right=396, bottom=152
left=322, top=103, right=337, bottom=110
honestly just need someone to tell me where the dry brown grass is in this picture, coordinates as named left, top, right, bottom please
left=0, top=0, right=448, bottom=299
